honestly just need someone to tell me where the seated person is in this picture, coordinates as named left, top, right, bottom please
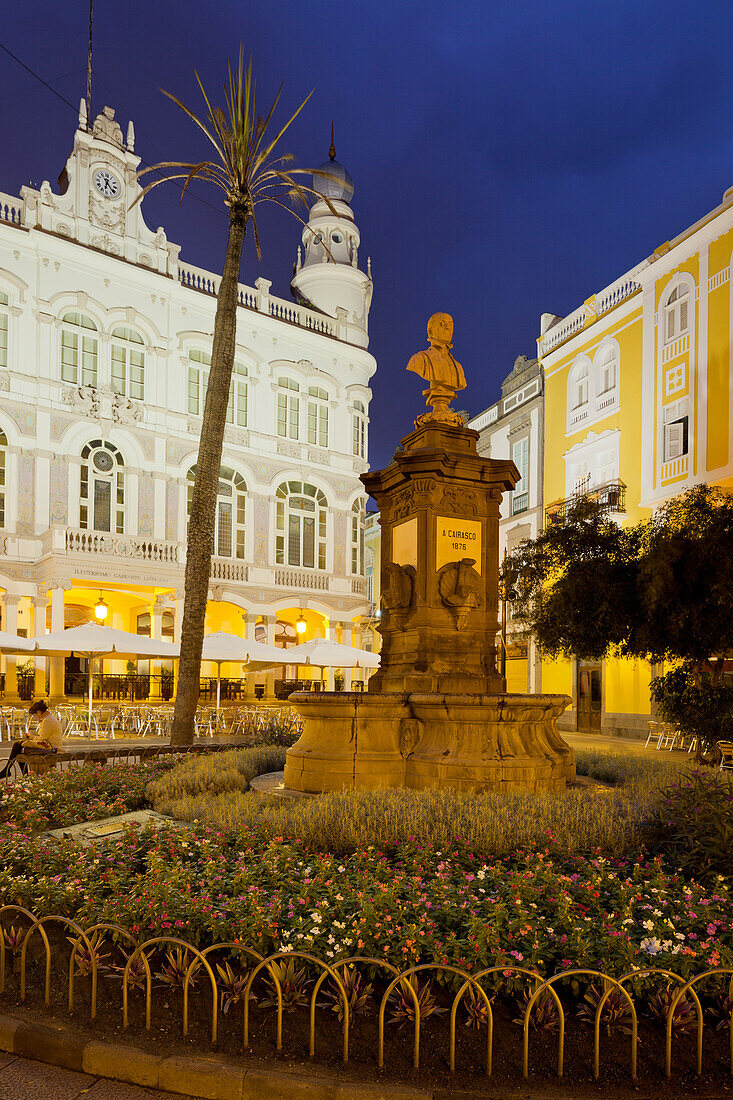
left=0, top=700, right=63, bottom=778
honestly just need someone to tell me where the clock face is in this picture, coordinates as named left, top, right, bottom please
left=93, top=169, right=120, bottom=199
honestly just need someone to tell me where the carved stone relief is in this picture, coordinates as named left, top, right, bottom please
left=381, top=563, right=415, bottom=611
left=0, top=371, right=9, bottom=392
left=254, top=498, right=269, bottom=562
left=333, top=512, right=346, bottom=575
left=399, top=718, right=422, bottom=759
left=89, top=196, right=125, bottom=236
left=440, top=484, right=479, bottom=516
left=277, top=441, right=300, bottom=459
left=165, top=478, right=179, bottom=542
left=224, top=427, right=250, bottom=448
left=138, top=472, right=155, bottom=537
left=2, top=403, right=35, bottom=436
left=16, top=452, right=34, bottom=535
left=437, top=558, right=482, bottom=630
left=49, top=456, right=69, bottom=525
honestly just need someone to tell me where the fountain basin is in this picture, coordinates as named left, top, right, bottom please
left=284, top=691, right=574, bottom=794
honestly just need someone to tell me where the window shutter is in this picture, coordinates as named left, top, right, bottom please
left=665, top=422, right=684, bottom=460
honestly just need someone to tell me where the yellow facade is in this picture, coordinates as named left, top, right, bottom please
left=540, top=187, right=733, bottom=735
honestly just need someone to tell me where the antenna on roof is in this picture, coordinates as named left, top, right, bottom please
left=86, top=0, right=93, bottom=130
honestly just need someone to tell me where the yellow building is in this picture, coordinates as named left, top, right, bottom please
left=538, top=184, right=733, bottom=736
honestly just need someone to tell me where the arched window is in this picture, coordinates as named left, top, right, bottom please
left=596, top=344, right=618, bottom=396
left=275, top=480, right=327, bottom=570
left=351, top=497, right=366, bottom=575
left=277, top=377, right=300, bottom=440
left=307, top=386, right=329, bottom=447
left=187, top=349, right=211, bottom=416
left=567, top=355, right=591, bottom=429
left=61, top=311, right=98, bottom=387
left=187, top=464, right=247, bottom=558
left=665, top=284, right=690, bottom=343
left=111, top=326, right=145, bottom=400
left=0, top=429, right=6, bottom=529
left=80, top=440, right=124, bottom=533
left=352, top=399, right=366, bottom=458
left=188, top=350, right=248, bottom=426
left=0, top=291, right=8, bottom=369
left=229, top=361, right=248, bottom=427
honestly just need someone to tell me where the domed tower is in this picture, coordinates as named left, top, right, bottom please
left=291, top=130, right=373, bottom=348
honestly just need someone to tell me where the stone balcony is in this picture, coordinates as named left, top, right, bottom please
left=0, top=526, right=366, bottom=604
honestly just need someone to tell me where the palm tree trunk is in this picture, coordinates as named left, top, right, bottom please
left=171, top=207, right=247, bottom=745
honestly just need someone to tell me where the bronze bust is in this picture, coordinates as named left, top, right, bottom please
left=407, top=313, right=467, bottom=426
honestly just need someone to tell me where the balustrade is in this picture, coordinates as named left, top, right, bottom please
left=275, top=567, right=330, bottom=590
left=0, top=193, right=22, bottom=227
left=63, top=528, right=180, bottom=563
left=177, top=260, right=338, bottom=337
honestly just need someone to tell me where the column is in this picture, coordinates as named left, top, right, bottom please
left=32, top=595, right=48, bottom=698
left=264, top=615, right=278, bottom=700
left=171, top=596, right=181, bottom=702
left=149, top=596, right=165, bottom=700
left=2, top=595, right=21, bottom=703
left=340, top=620, right=353, bottom=691
left=241, top=612, right=255, bottom=698
left=49, top=585, right=67, bottom=703
left=323, top=617, right=335, bottom=691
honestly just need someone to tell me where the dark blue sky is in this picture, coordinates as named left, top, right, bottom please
left=2, top=0, right=732, bottom=467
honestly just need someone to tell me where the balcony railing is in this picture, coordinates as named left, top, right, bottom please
left=545, top=480, right=627, bottom=525
left=63, top=528, right=181, bottom=563
left=512, top=490, right=529, bottom=515
left=274, top=567, right=330, bottom=591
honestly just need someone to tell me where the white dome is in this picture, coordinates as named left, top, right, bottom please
left=313, top=157, right=354, bottom=204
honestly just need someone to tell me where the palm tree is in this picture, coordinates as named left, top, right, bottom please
left=140, top=51, right=324, bottom=745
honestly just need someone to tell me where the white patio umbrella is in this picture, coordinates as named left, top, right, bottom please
left=31, top=623, right=180, bottom=720
left=0, top=631, right=35, bottom=654
left=284, top=638, right=379, bottom=689
left=201, top=632, right=284, bottom=712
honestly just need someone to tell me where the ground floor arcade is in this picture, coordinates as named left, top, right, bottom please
left=0, top=573, right=378, bottom=705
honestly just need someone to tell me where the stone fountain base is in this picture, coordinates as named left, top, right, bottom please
left=283, top=691, right=574, bottom=794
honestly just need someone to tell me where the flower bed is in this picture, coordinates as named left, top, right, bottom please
left=0, top=753, right=730, bottom=982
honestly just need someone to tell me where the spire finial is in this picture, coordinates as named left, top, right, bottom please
left=86, top=0, right=94, bottom=131
left=329, top=122, right=336, bottom=161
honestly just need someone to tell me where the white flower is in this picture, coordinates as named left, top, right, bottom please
left=280, top=943, right=294, bottom=953
left=622, top=918, right=634, bottom=926
left=675, top=932, right=685, bottom=941
left=642, top=920, right=654, bottom=931
left=640, top=937, right=662, bottom=955
left=338, top=866, right=345, bottom=873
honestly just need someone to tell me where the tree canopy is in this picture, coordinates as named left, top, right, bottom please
left=508, top=485, right=733, bottom=673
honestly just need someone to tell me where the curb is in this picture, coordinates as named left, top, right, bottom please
left=0, top=1011, right=430, bottom=1099
left=0, top=1011, right=683, bottom=1099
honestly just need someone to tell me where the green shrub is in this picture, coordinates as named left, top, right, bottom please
left=650, top=769, right=733, bottom=881
left=147, top=745, right=286, bottom=813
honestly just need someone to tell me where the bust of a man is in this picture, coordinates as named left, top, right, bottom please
left=406, top=313, right=467, bottom=425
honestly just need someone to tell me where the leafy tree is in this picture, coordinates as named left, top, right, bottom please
left=508, top=485, right=733, bottom=755
left=140, top=52, right=323, bottom=744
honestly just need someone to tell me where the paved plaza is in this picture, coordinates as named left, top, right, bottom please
left=0, top=1052, right=199, bottom=1100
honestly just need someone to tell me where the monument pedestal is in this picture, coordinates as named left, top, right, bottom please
left=284, top=691, right=575, bottom=793
left=284, top=313, right=574, bottom=794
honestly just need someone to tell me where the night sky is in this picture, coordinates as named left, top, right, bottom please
left=2, top=0, right=732, bottom=468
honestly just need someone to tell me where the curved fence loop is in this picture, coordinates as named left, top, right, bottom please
left=585, top=972, right=638, bottom=1080
left=449, top=976, right=494, bottom=1076
left=520, top=971, right=566, bottom=1079
left=616, top=966, right=704, bottom=1081
left=0, top=905, right=41, bottom=995
left=667, top=967, right=733, bottom=1079
left=243, top=951, right=350, bottom=1063
left=18, top=915, right=93, bottom=1016
left=378, top=962, right=482, bottom=1072
left=68, top=922, right=139, bottom=1023
left=122, top=936, right=218, bottom=1044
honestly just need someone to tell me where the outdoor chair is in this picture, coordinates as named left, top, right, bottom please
left=644, top=721, right=660, bottom=748
left=718, top=741, right=733, bottom=770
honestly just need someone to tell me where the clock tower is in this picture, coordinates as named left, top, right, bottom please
left=19, top=102, right=179, bottom=275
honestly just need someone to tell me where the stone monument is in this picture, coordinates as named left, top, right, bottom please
left=283, top=315, right=574, bottom=793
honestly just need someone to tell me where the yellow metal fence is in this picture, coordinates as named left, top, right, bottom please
left=1, top=904, right=731, bottom=1086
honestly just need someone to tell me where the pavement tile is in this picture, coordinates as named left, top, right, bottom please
left=0, top=1055, right=97, bottom=1099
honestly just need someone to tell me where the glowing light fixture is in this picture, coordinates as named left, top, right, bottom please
left=94, top=592, right=109, bottom=623
left=295, top=612, right=307, bottom=636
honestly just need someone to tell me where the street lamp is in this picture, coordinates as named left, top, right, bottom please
left=498, top=550, right=517, bottom=681
left=94, top=592, right=108, bottom=623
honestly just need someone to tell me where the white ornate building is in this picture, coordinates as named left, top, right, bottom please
left=0, top=101, right=376, bottom=701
